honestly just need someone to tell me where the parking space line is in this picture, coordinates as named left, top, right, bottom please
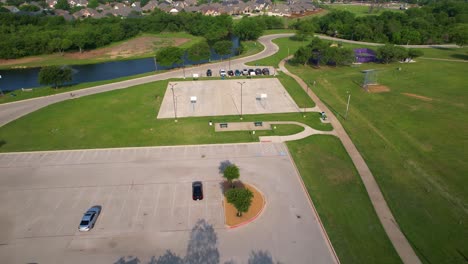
left=152, top=184, right=161, bottom=218
left=171, top=184, right=177, bottom=216
left=133, top=185, right=145, bottom=227
left=118, top=185, right=131, bottom=221
left=71, top=189, right=85, bottom=209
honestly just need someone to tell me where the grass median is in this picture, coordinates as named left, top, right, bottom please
left=288, top=135, right=402, bottom=264
left=0, top=79, right=330, bottom=152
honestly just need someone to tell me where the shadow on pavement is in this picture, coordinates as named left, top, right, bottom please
left=113, top=219, right=277, bottom=264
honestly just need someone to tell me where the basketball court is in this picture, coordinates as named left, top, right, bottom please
left=157, top=78, right=300, bottom=119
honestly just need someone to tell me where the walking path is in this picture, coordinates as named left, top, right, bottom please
left=258, top=121, right=335, bottom=143
left=279, top=57, right=422, bottom=264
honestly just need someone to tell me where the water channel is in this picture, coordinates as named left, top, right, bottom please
left=0, top=37, right=240, bottom=92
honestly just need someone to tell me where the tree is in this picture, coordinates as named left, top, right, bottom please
left=55, top=0, right=70, bottom=10
left=213, top=40, right=232, bottom=59
left=225, top=188, right=253, bottom=217
left=293, top=46, right=311, bottom=65
left=87, top=0, right=99, bottom=9
left=294, top=21, right=316, bottom=41
left=376, top=44, right=408, bottom=63
left=233, top=17, right=264, bottom=41
left=155, top=46, right=184, bottom=67
left=450, top=24, right=468, bottom=47
left=408, top=49, right=424, bottom=59
left=38, top=66, right=72, bottom=89
left=223, top=164, right=239, bottom=187
left=187, top=40, right=211, bottom=62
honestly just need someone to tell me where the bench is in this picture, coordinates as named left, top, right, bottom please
left=219, top=123, right=228, bottom=128
left=254, top=121, right=263, bottom=127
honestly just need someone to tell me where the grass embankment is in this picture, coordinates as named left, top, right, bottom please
left=287, top=58, right=467, bottom=264
left=288, top=136, right=402, bottom=264
left=0, top=78, right=330, bottom=152
left=0, top=32, right=204, bottom=70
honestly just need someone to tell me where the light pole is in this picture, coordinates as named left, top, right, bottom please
left=153, top=56, right=157, bottom=72
left=170, top=83, right=178, bottom=122
left=237, top=81, right=245, bottom=120
left=345, top=91, right=351, bottom=120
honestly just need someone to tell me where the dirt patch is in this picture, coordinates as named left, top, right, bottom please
left=367, top=85, right=390, bottom=93
left=66, top=36, right=190, bottom=60
left=0, top=57, right=41, bottom=67
left=223, top=181, right=265, bottom=228
left=401, top=93, right=433, bottom=101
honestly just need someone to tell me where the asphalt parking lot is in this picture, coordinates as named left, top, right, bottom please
left=0, top=143, right=336, bottom=264
left=157, top=78, right=300, bottom=119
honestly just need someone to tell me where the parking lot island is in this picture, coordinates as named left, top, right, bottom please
left=223, top=182, right=266, bottom=228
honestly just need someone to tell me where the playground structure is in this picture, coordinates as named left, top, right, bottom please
left=362, top=69, right=378, bottom=92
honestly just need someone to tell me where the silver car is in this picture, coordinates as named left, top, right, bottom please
left=79, top=206, right=101, bottom=231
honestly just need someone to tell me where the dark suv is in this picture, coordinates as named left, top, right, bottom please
left=262, top=68, right=270, bottom=75
left=206, top=69, right=212, bottom=77
left=192, top=181, right=203, bottom=201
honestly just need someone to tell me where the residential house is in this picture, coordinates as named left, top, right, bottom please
left=142, top=0, right=158, bottom=12
left=73, top=7, right=103, bottom=18
left=111, top=3, right=133, bottom=16
left=131, top=2, right=141, bottom=12
left=69, top=0, right=89, bottom=7
left=54, top=9, right=74, bottom=20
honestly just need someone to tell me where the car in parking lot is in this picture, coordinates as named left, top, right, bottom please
left=192, top=181, right=203, bottom=200
left=242, top=69, right=249, bottom=75
left=255, top=68, right=262, bottom=75
left=262, top=68, right=270, bottom=75
left=248, top=69, right=255, bottom=76
left=228, top=70, right=234, bottom=76
left=78, top=206, right=101, bottom=231
left=219, top=69, right=227, bottom=77
left=235, top=69, right=241, bottom=76
left=206, top=69, right=212, bottom=77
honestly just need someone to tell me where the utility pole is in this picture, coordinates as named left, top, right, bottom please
left=153, top=56, right=157, bottom=72
left=170, top=83, right=178, bottom=122
left=345, top=91, right=351, bottom=120
left=237, top=81, right=245, bottom=120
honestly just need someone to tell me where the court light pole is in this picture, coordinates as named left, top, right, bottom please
left=237, top=81, right=245, bottom=120
left=0, top=75, right=3, bottom=96
left=170, top=83, right=178, bottom=122
left=345, top=91, right=351, bottom=120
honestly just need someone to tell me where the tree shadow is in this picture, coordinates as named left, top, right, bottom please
left=0, top=140, right=6, bottom=148
left=152, top=250, right=183, bottom=264
left=218, top=160, right=232, bottom=174
left=248, top=250, right=274, bottom=264
left=114, top=256, right=141, bottom=264
left=451, top=53, right=468, bottom=60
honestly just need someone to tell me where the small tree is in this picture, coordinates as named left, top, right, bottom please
left=213, top=40, right=233, bottom=60
left=225, top=188, right=253, bottom=217
left=187, top=40, right=211, bottom=62
left=38, top=66, right=72, bottom=89
left=223, top=164, right=239, bottom=188
left=407, top=49, right=424, bottom=59
left=156, top=46, right=184, bottom=67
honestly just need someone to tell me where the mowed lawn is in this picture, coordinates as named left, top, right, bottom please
left=0, top=78, right=330, bottom=152
left=288, top=58, right=468, bottom=264
left=288, top=136, right=402, bottom=264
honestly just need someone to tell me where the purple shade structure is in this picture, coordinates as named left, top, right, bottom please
left=354, top=48, right=376, bottom=63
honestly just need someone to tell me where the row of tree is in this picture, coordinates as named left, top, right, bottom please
left=293, top=1, right=468, bottom=46
left=293, top=37, right=425, bottom=66
left=222, top=163, right=254, bottom=217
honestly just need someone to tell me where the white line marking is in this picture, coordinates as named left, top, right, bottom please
left=152, top=184, right=161, bottom=218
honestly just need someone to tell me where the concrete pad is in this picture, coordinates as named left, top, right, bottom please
left=157, top=79, right=301, bottom=119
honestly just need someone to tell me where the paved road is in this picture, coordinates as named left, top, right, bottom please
left=0, top=143, right=337, bottom=264
left=279, top=57, right=422, bottom=264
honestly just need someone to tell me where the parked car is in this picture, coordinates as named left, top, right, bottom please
left=235, top=69, right=241, bottom=76
left=227, top=70, right=234, bottom=76
left=192, top=181, right=203, bottom=201
left=78, top=206, right=101, bottom=232
left=262, top=68, right=270, bottom=75
left=206, top=69, right=212, bottom=77
left=255, top=68, right=262, bottom=75
left=242, top=69, right=249, bottom=75
left=219, top=69, right=227, bottom=77
left=248, top=69, right=255, bottom=75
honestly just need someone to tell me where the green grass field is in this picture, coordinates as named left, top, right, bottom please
left=287, top=58, right=468, bottom=264
left=0, top=78, right=331, bottom=152
left=288, top=136, right=402, bottom=264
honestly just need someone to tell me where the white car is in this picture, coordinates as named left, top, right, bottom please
left=219, top=69, right=227, bottom=77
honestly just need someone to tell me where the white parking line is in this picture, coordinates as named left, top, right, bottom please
left=133, top=185, right=145, bottom=228
left=152, top=184, right=161, bottom=218
left=171, top=184, right=177, bottom=216
left=118, top=185, right=131, bottom=221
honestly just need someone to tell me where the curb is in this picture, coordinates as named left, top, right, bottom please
left=225, top=183, right=266, bottom=229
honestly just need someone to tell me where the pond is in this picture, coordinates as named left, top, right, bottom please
left=0, top=37, right=240, bottom=92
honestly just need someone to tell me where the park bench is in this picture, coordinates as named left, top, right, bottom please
left=220, top=123, right=228, bottom=128
left=254, top=121, right=263, bottom=127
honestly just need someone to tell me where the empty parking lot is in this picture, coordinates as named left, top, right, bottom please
left=0, top=143, right=336, bottom=264
left=157, top=79, right=301, bottom=119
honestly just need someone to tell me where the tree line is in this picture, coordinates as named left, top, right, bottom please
left=294, top=0, right=468, bottom=46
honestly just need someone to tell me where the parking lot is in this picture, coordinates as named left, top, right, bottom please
left=0, top=143, right=336, bottom=264
left=157, top=78, right=300, bottom=119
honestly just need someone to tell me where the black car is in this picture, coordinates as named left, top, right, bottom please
left=262, top=68, right=270, bottom=75
left=228, top=70, right=234, bottom=76
left=192, top=181, right=203, bottom=201
left=206, top=69, right=212, bottom=77
left=248, top=69, right=255, bottom=75
left=255, top=68, right=262, bottom=75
